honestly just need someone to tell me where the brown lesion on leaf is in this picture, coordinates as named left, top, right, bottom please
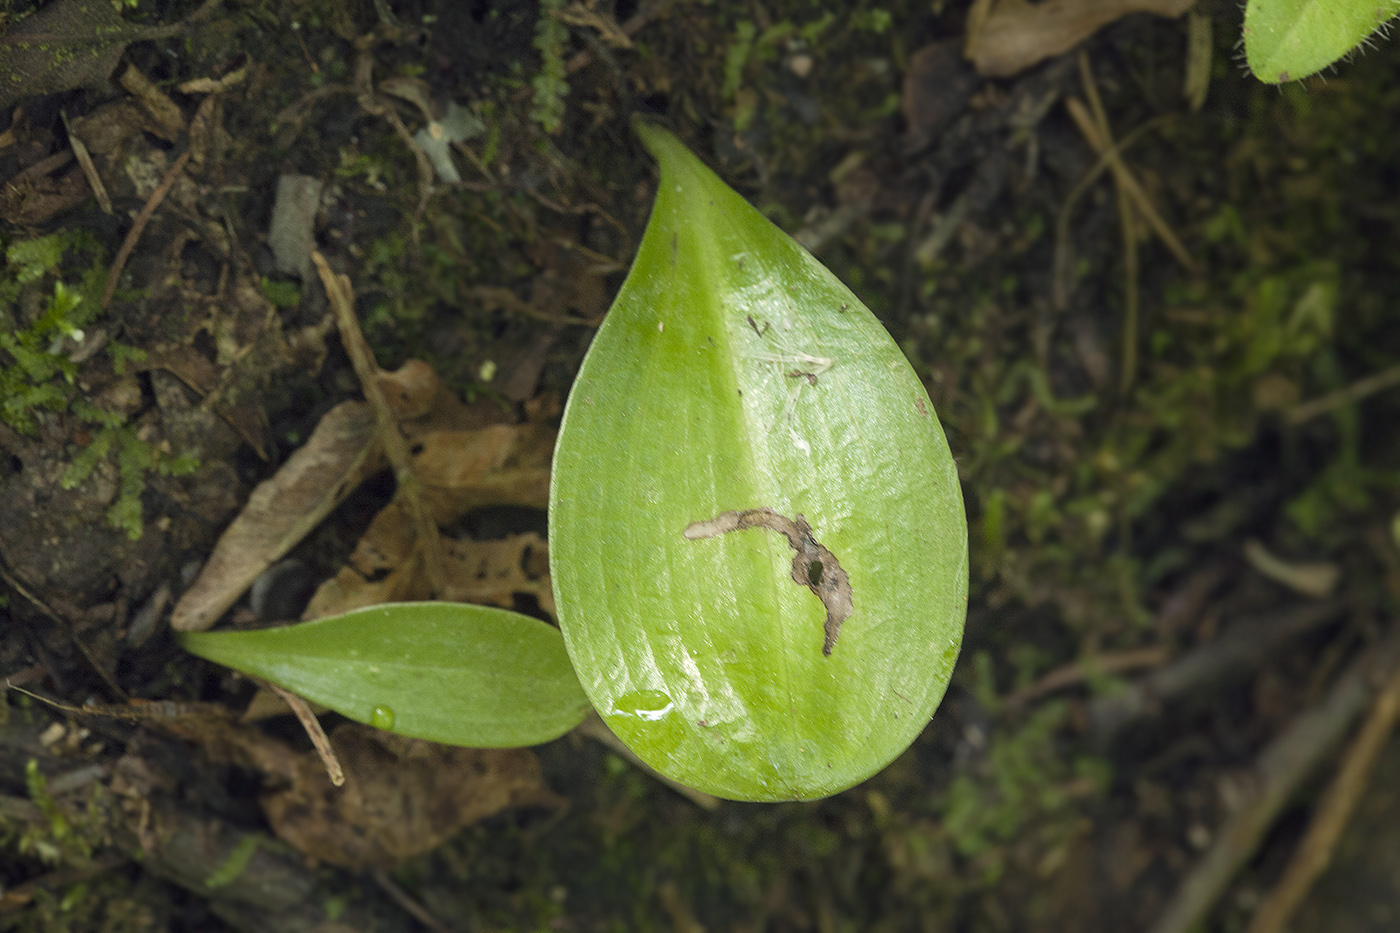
left=683, top=508, right=853, bottom=656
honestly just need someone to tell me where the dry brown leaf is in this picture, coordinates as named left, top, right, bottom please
left=440, top=533, right=555, bottom=618
left=260, top=723, right=563, bottom=870
left=0, top=153, right=88, bottom=225
left=411, top=424, right=555, bottom=521
left=302, top=486, right=553, bottom=620
left=301, top=495, right=422, bottom=618
left=374, top=358, right=440, bottom=420
left=902, top=40, right=980, bottom=149
left=170, top=401, right=384, bottom=631
left=300, top=417, right=556, bottom=618
left=965, top=0, right=1195, bottom=78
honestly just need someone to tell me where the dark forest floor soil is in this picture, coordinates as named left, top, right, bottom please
left=2, top=0, right=1399, bottom=930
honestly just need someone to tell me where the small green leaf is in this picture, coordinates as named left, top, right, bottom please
left=1244, top=0, right=1400, bottom=83
left=549, top=124, right=967, bottom=802
left=180, top=603, right=591, bottom=747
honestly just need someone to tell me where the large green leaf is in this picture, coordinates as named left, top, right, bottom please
left=1244, top=0, right=1400, bottom=83
left=549, top=124, right=967, bottom=802
left=180, top=603, right=591, bottom=747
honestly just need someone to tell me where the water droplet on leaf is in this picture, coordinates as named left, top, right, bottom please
left=612, top=690, right=674, bottom=721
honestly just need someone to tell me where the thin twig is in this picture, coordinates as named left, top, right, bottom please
left=1245, top=649, right=1400, bottom=933
left=1065, top=97, right=1196, bottom=274
left=372, top=868, right=449, bottom=933
left=1002, top=645, right=1170, bottom=709
left=263, top=682, right=344, bottom=787
left=1053, top=116, right=1171, bottom=311
left=101, top=149, right=192, bottom=309
left=1076, top=54, right=1143, bottom=393
left=1148, top=626, right=1400, bottom=933
left=1, top=151, right=74, bottom=188
left=0, top=563, right=126, bottom=699
left=1286, top=362, right=1400, bottom=426
left=61, top=111, right=112, bottom=214
left=310, top=251, right=447, bottom=596
left=354, top=49, right=434, bottom=224
left=1090, top=601, right=1345, bottom=742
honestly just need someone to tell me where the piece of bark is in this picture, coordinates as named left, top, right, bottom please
left=139, top=798, right=413, bottom=933
left=0, top=0, right=217, bottom=110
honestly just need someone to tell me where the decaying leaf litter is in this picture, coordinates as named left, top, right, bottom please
left=1, top=0, right=1399, bottom=930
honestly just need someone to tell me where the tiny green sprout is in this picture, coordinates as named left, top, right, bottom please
left=180, top=126, right=968, bottom=802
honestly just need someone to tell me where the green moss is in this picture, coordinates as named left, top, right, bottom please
left=530, top=0, right=570, bottom=134
left=0, top=231, right=197, bottom=540
left=940, top=703, right=1109, bottom=880
left=0, top=232, right=106, bottom=434
left=12, top=759, right=109, bottom=866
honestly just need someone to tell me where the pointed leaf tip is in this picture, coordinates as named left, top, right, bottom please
left=180, top=602, right=591, bottom=748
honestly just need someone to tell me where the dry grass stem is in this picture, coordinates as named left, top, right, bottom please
left=311, top=250, right=448, bottom=596
left=1245, top=652, right=1400, bottom=933
left=264, top=682, right=345, bottom=788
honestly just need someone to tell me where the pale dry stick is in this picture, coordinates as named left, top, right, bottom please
left=1245, top=650, right=1400, bottom=933
left=0, top=562, right=126, bottom=700
left=262, top=681, right=344, bottom=788
left=1077, top=53, right=1143, bottom=393
left=310, top=251, right=448, bottom=596
left=353, top=49, right=434, bottom=223
left=101, top=149, right=191, bottom=309
left=61, top=111, right=112, bottom=214
left=1090, top=600, right=1345, bottom=741
left=1115, top=165, right=1141, bottom=392
left=1064, top=97, right=1196, bottom=274
left=1052, top=116, right=1172, bottom=311
left=1148, top=626, right=1400, bottom=933
left=1077, top=51, right=1113, bottom=151
left=1001, top=645, right=1170, bottom=709
left=373, top=868, right=448, bottom=933
left=1286, top=362, right=1400, bottom=426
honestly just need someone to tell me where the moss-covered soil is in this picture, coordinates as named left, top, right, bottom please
left=2, top=0, right=1399, bottom=930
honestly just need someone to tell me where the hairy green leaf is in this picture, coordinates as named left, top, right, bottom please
left=550, top=124, right=968, bottom=802
left=180, top=603, right=591, bottom=747
left=1245, top=0, right=1400, bottom=83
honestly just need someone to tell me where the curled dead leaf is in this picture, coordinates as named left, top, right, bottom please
left=410, top=424, right=555, bottom=520
left=1244, top=539, right=1341, bottom=599
left=965, top=0, right=1195, bottom=78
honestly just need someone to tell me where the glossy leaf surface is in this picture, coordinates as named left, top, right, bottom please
left=550, top=124, right=967, bottom=801
left=1244, top=0, right=1400, bottom=83
left=180, top=603, right=590, bottom=747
